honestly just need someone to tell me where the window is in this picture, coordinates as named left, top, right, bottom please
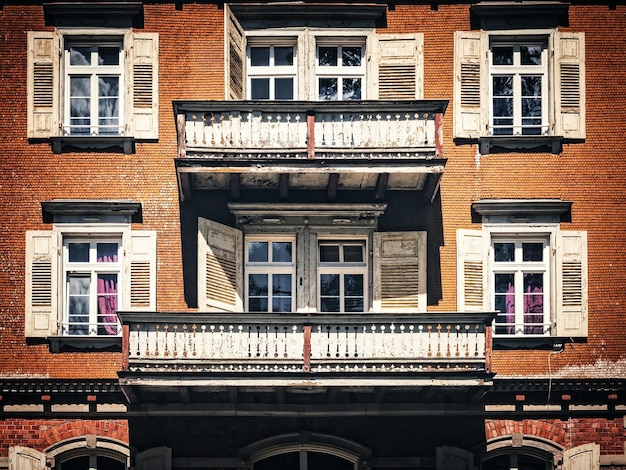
left=316, top=43, right=365, bottom=100
left=63, top=238, right=122, bottom=336
left=226, top=5, right=423, bottom=101
left=491, top=238, right=550, bottom=336
left=245, top=238, right=295, bottom=312
left=318, top=240, right=367, bottom=312
left=456, top=201, right=588, bottom=340
left=64, top=40, right=123, bottom=136
left=489, top=40, right=547, bottom=136
left=197, top=205, right=427, bottom=314
left=454, top=30, right=585, bottom=152
left=27, top=29, right=158, bottom=147
left=25, top=201, right=156, bottom=344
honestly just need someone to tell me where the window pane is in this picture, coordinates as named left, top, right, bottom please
left=273, top=242, right=292, bottom=262
left=494, top=273, right=515, bottom=335
left=273, top=274, right=292, bottom=296
left=343, top=245, right=363, bottom=262
left=99, top=77, right=120, bottom=134
left=319, top=46, right=338, bottom=66
left=521, top=45, right=542, bottom=66
left=254, top=452, right=299, bottom=470
left=61, top=456, right=90, bottom=470
left=97, top=273, right=119, bottom=335
left=248, top=298, right=268, bottom=312
left=97, top=243, right=119, bottom=262
left=249, top=242, right=269, bottom=262
left=522, top=243, right=543, bottom=262
left=320, top=245, right=340, bottom=262
left=309, top=451, right=354, bottom=470
left=274, top=46, right=294, bottom=66
left=70, top=76, right=91, bottom=134
left=68, top=242, right=90, bottom=262
left=69, top=46, right=91, bottom=66
left=321, top=297, right=340, bottom=312
left=492, top=46, right=513, bottom=65
left=68, top=275, right=90, bottom=335
left=274, top=78, right=294, bottom=100
left=344, top=274, right=363, bottom=297
left=98, top=46, right=120, bottom=66
left=319, top=78, right=338, bottom=100
left=98, top=456, right=126, bottom=470
left=342, top=47, right=362, bottom=67
left=494, top=242, right=515, bottom=262
left=251, top=79, right=270, bottom=99
left=320, top=273, right=339, bottom=296
left=248, top=274, right=268, bottom=296
left=273, top=297, right=292, bottom=313
left=250, top=47, right=270, bottom=66
left=343, top=78, right=361, bottom=100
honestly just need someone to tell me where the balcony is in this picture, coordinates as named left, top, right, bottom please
left=119, top=313, right=494, bottom=392
left=173, top=100, right=448, bottom=201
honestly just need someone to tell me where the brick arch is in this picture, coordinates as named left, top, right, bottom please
left=40, top=419, right=129, bottom=448
left=485, top=419, right=566, bottom=446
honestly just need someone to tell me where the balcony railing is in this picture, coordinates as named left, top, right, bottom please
left=174, top=100, right=447, bottom=160
left=119, top=313, right=493, bottom=382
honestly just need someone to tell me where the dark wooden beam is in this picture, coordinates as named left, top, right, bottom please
left=327, top=173, right=339, bottom=200
left=279, top=173, right=289, bottom=199
left=423, top=173, right=442, bottom=203
left=374, top=173, right=389, bottom=200
left=178, top=172, right=192, bottom=202
left=230, top=173, right=241, bottom=200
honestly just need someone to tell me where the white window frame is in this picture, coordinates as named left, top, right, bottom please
left=488, top=37, right=548, bottom=136
left=63, top=38, right=125, bottom=136
left=246, top=41, right=298, bottom=100
left=62, top=237, right=123, bottom=336
left=315, top=39, right=366, bottom=100
left=318, top=237, right=368, bottom=313
left=490, top=235, right=550, bottom=337
left=244, top=235, right=296, bottom=313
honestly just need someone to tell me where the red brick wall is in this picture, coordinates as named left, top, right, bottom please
left=0, top=419, right=128, bottom=456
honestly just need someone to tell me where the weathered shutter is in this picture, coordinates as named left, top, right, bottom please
left=136, top=446, right=172, bottom=470
left=198, top=218, right=243, bottom=312
left=373, top=231, right=427, bottom=313
left=27, top=31, right=59, bottom=139
left=9, top=446, right=46, bottom=470
left=123, top=231, right=157, bottom=311
left=374, top=33, right=423, bottom=100
left=225, top=4, right=246, bottom=100
left=296, top=226, right=317, bottom=313
left=456, top=229, right=486, bottom=312
left=25, top=231, right=58, bottom=338
left=554, top=31, right=585, bottom=139
left=436, top=446, right=477, bottom=470
left=562, top=443, right=599, bottom=470
left=453, top=31, right=486, bottom=139
left=128, top=32, right=159, bottom=139
left=554, top=231, right=587, bottom=337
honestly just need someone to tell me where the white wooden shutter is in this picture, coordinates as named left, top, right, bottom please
left=554, top=31, right=585, bottom=139
left=374, top=33, right=423, bottom=99
left=123, top=231, right=157, bottom=311
left=562, top=443, right=599, bottom=470
left=436, top=446, right=477, bottom=470
left=25, top=231, right=58, bottom=338
left=554, top=230, right=588, bottom=337
left=198, top=218, right=243, bottom=312
left=128, top=32, right=159, bottom=139
left=136, top=446, right=172, bottom=470
left=373, top=231, right=427, bottom=313
left=453, top=31, right=486, bottom=139
left=27, top=31, right=59, bottom=139
left=225, top=4, right=246, bottom=100
left=9, top=446, right=46, bottom=470
left=456, top=229, right=487, bottom=312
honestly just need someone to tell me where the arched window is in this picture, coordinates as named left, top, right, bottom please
left=46, top=435, right=130, bottom=470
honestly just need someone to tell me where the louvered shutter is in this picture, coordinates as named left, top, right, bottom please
left=128, top=32, right=159, bottom=139
left=225, top=4, right=246, bottom=100
left=123, top=231, right=157, bottom=311
left=563, top=443, right=599, bottom=470
left=436, top=446, right=477, bottom=470
left=554, top=31, right=585, bottom=139
left=453, top=31, right=486, bottom=139
left=9, top=446, right=46, bottom=470
left=198, top=218, right=243, bottom=312
left=373, top=231, right=426, bottom=313
left=456, top=229, right=487, bottom=312
left=27, top=31, right=59, bottom=139
left=25, top=231, right=58, bottom=338
left=554, top=231, right=588, bottom=337
left=136, top=446, right=172, bottom=470
left=374, top=33, right=423, bottom=99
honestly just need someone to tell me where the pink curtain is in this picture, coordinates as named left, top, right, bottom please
left=97, top=250, right=119, bottom=335
left=524, top=285, right=543, bottom=334
left=505, top=282, right=515, bottom=334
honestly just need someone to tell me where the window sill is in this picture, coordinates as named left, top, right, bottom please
left=479, top=135, right=563, bottom=156
left=50, top=136, right=135, bottom=154
left=49, top=335, right=122, bottom=353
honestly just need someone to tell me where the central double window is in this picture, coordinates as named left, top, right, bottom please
left=318, top=241, right=366, bottom=312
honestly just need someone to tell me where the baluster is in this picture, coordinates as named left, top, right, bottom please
left=353, top=326, right=359, bottom=358
left=182, top=324, right=188, bottom=358
left=334, top=326, right=340, bottom=358
left=209, top=114, right=216, bottom=146
left=445, top=324, right=451, bottom=358
left=455, top=325, right=460, bottom=357
left=172, top=324, right=178, bottom=357
left=436, top=324, right=442, bottom=357
left=326, top=325, right=332, bottom=357
left=191, top=324, right=197, bottom=357
left=427, top=324, right=432, bottom=358
left=474, top=325, right=480, bottom=357
left=464, top=324, right=470, bottom=357
left=191, top=114, right=198, bottom=145
left=163, top=324, right=169, bottom=357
